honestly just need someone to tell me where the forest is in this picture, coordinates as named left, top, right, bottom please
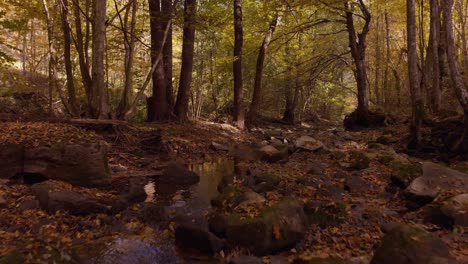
left=0, top=0, right=467, bottom=263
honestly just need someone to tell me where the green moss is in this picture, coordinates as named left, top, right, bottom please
left=389, top=161, right=422, bottom=187
left=348, top=151, right=370, bottom=170
left=305, top=202, right=347, bottom=227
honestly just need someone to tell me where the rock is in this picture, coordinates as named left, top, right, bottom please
left=226, top=199, right=308, bottom=255
left=344, top=175, right=373, bottom=194
left=211, top=186, right=246, bottom=208
left=0, top=250, right=24, bottom=264
left=23, top=143, right=111, bottom=188
left=159, top=162, right=200, bottom=186
left=175, top=216, right=225, bottom=254
left=370, top=224, right=455, bottom=264
left=252, top=173, right=281, bottom=193
left=0, top=144, right=23, bottom=179
left=120, top=182, right=147, bottom=204
left=237, top=191, right=266, bottom=207
left=211, top=142, right=230, bottom=152
left=259, top=145, right=290, bottom=163
left=0, top=195, right=6, bottom=209
left=295, top=136, right=324, bottom=152
left=432, top=193, right=468, bottom=227
left=229, top=255, right=263, bottom=264
left=294, top=257, right=351, bottom=264
left=138, top=203, right=167, bottom=226
left=269, top=255, right=290, bottom=264
left=18, top=199, right=40, bottom=211
left=405, top=163, right=468, bottom=206
left=208, top=213, right=227, bottom=237
left=389, top=161, right=422, bottom=188
left=304, top=201, right=347, bottom=228
left=230, top=144, right=264, bottom=162
left=314, top=184, right=344, bottom=201
left=31, top=181, right=113, bottom=215
left=347, top=151, right=370, bottom=170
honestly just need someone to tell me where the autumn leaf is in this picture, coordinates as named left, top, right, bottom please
left=273, top=224, right=281, bottom=240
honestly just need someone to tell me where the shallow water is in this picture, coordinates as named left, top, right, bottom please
left=89, top=157, right=234, bottom=264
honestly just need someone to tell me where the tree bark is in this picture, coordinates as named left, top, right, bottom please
left=162, top=0, right=174, bottom=109
left=407, top=0, right=424, bottom=149
left=345, top=0, right=371, bottom=125
left=174, top=0, right=197, bottom=121
left=443, top=0, right=468, bottom=152
left=429, top=0, right=441, bottom=113
left=73, top=0, right=93, bottom=115
left=247, top=15, right=278, bottom=124
left=91, top=0, right=110, bottom=119
left=117, top=0, right=138, bottom=119
left=383, top=10, right=391, bottom=109
left=148, top=0, right=170, bottom=121
left=233, top=0, right=244, bottom=129
left=374, top=13, right=382, bottom=106
left=59, top=0, right=79, bottom=117
left=42, top=0, right=59, bottom=115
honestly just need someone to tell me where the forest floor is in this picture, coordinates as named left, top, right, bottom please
left=0, top=117, right=467, bottom=263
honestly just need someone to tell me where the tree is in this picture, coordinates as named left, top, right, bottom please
left=233, top=0, right=244, bottom=129
left=41, top=0, right=57, bottom=115
left=345, top=0, right=371, bottom=126
left=148, top=0, right=171, bottom=121
left=59, top=0, right=79, bottom=117
left=407, top=0, right=424, bottom=148
left=174, top=0, right=197, bottom=121
left=91, top=0, right=109, bottom=119
left=247, top=14, right=278, bottom=124
left=428, top=0, right=441, bottom=113
left=443, top=0, right=468, bottom=152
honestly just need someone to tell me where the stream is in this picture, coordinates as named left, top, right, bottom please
left=82, top=157, right=235, bottom=264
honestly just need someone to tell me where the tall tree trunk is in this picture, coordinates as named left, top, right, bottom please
left=374, top=13, right=382, bottom=106
left=73, top=0, right=93, bottom=115
left=345, top=0, right=371, bottom=126
left=174, top=0, right=197, bottom=121
left=91, top=0, right=110, bottom=119
left=117, top=0, right=138, bottom=119
left=407, top=0, right=424, bottom=149
left=59, top=0, right=79, bottom=117
left=247, top=15, right=278, bottom=124
left=162, top=0, right=174, bottom=109
left=443, top=0, right=468, bottom=152
left=429, top=0, right=441, bottom=113
left=383, top=10, right=391, bottom=109
left=233, top=0, right=244, bottom=129
left=42, top=0, right=56, bottom=115
left=148, top=0, right=170, bottom=121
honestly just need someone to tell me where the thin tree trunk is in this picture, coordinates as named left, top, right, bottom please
left=162, top=0, right=174, bottom=109
left=247, top=15, right=278, bottom=124
left=59, top=0, right=79, bottom=117
left=407, top=0, right=424, bottom=149
left=73, top=0, right=93, bottom=115
left=42, top=0, right=56, bottom=115
left=429, top=0, right=441, bottom=113
left=117, top=0, right=138, bottom=119
left=383, top=10, right=391, bottom=109
left=345, top=0, right=371, bottom=125
left=233, top=0, right=244, bottom=129
left=91, top=0, right=110, bottom=119
left=374, top=13, right=382, bottom=106
left=174, top=0, right=197, bottom=121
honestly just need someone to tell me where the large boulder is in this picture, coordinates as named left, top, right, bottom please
left=0, top=144, right=24, bottom=179
left=259, top=145, right=289, bottom=163
left=230, top=144, right=264, bottom=162
left=225, top=199, right=308, bottom=255
left=405, top=162, right=468, bottom=206
left=389, top=161, right=422, bottom=188
left=294, top=136, right=324, bottom=152
left=31, top=181, right=116, bottom=215
left=174, top=215, right=225, bottom=254
left=23, top=143, right=111, bottom=188
left=371, top=224, right=455, bottom=264
left=432, top=193, right=468, bottom=227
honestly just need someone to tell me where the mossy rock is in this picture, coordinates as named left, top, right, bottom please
left=294, top=257, right=350, bottom=264
left=211, top=186, right=245, bottom=208
left=0, top=251, right=24, bottom=264
left=225, top=199, right=308, bottom=255
left=348, top=151, right=370, bottom=170
left=252, top=173, right=281, bottom=193
left=371, top=224, right=455, bottom=264
left=389, top=161, right=422, bottom=188
left=304, top=201, right=347, bottom=228
left=375, top=135, right=394, bottom=145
